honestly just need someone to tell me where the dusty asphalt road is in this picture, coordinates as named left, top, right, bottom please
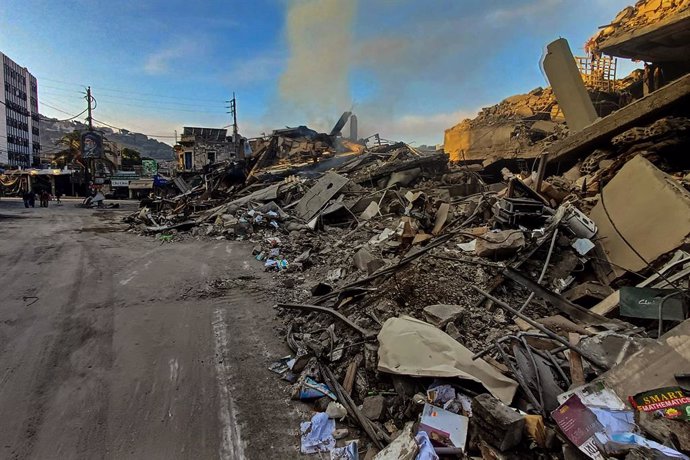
left=0, top=199, right=307, bottom=459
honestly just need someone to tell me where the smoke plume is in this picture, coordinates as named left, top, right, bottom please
left=278, top=0, right=357, bottom=131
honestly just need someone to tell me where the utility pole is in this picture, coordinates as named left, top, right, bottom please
left=84, top=86, right=94, bottom=195
left=226, top=93, right=239, bottom=156
left=86, top=86, right=93, bottom=130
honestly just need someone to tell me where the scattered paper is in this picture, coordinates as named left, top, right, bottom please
left=552, top=395, right=605, bottom=460
left=414, top=430, right=439, bottom=460
left=300, top=412, right=336, bottom=454
left=418, top=403, right=468, bottom=450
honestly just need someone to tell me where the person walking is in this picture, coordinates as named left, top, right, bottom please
left=40, top=190, right=50, bottom=207
left=28, top=190, right=36, bottom=208
left=55, top=191, right=62, bottom=205
left=22, top=190, right=31, bottom=208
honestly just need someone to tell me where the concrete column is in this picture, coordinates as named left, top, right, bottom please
left=542, top=38, right=598, bottom=133
left=349, top=114, right=358, bottom=141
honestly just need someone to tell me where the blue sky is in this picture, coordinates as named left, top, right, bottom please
left=0, top=0, right=638, bottom=146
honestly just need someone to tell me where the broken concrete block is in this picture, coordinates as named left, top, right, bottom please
left=543, top=38, right=598, bottom=132
left=472, top=393, right=525, bottom=451
left=295, top=172, right=350, bottom=221
left=387, top=168, right=421, bottom=187
left=360, top=201, right=380, bottom=220
left=367, top=259, right=386, bottom=275
left=474, top=231, right=525, bottom=259
left=445, top=322, right=462, bottom=340
left=362, top=395, right=386, bottom=421
left=373, top=422, right=417, bottom=460
left=353, top=247, right=375, bottom=272
left=531, top=120, right=558, bottom=135
left=326, top=401, right=347, bottom=420
left=332, top=428, right=349, bottom=440
left=423, top=304, right=464, bottom=328
left=590, top=156, right=690, bottom=283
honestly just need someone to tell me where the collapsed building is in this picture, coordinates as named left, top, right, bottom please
left=123, top=2, right=690, bottom=458
left=174, top=127, right=244, bottom=172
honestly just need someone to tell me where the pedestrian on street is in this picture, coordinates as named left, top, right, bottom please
left=55, top=191, right=62, bottom=205
left=22, top=190, right=31, bottom=208
left=40, top=190, right=50, bottom=207
left=28, top=190, right=36, bottom=208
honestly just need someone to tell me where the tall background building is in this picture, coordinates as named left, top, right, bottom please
left=0, top=52, right=40, bottom=168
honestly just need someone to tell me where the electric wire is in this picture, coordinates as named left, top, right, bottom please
left=39, top=108, right=88, bottom=122
left=518, top=228, right=559, bottom=313
left=37, top=76, right=226, bottom=103
left=91, top=118, right=178, bottom=139
left=599, top=185, right=686, bottom=295
left=40, top=101, right=86, bottom=118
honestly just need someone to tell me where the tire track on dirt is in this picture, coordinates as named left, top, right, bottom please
left=11, top=245, right=88, bottom=460
left=212, top=286, right=304, bottom=459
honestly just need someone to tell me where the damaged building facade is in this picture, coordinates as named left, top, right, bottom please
left=174, top=127, right=244, bottom=172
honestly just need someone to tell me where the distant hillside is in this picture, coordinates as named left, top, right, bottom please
left=40, top=116, right=174, bottom=161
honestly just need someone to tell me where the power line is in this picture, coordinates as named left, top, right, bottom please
left=36, top=76, right=86, bottom=88
left=93, top=85, right=225, bottom=103
left=94, top=93, right=224, bottom=109
left=39, top=84, right=84, bottom=94
left=92, top=118, right=178, bottom=139
left=39, top=108, right=88, bottom=122
left=41, top=89, right=224, bottom=112
left=36, top=76, right=226, bottom=103
left=90, top=99, right=224, bottom=113
left=39, top=92, right=86, bottom=106
left=40, top=101, right=86, bottom=118
left=32, top=98, right=176, bottom=141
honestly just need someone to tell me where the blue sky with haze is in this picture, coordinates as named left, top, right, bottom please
left=0, top=0, right=637, bottom=145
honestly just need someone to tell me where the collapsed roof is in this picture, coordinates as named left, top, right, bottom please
left=587, top=0, right=690, bottom=62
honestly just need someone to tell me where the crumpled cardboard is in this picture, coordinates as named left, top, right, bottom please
left=377, top=316, right=518, bottom=404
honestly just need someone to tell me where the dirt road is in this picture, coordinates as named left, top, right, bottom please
left=0, top=199, right=306, bottom=459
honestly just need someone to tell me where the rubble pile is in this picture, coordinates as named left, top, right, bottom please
left=124, top=105, right=690, bottom=458
left=120, top=4, right=690, bottom=452
left=249, top=125, right=335, bottom=174
left=444, top=84, right=635, bottom=164
left=587, top=0, right=690, bottom=54
left=547, top=116, right=690, bottom=201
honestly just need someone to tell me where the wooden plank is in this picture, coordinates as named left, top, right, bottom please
left=590, top=290, right=620, bottom=316
left=342, top=354, right=362, bottom=395
left=547, top=72, right=690, bottom=165
left=568, top=333, right=585, bottom=387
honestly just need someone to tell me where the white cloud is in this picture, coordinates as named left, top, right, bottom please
left=144, top=43, right=197, bottom=75
left=487, top=0, right=563, bottom=23
left=225, top=54, right=284, bottom=86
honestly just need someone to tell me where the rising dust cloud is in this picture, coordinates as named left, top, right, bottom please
left=279, top=0, right=357, bottom=131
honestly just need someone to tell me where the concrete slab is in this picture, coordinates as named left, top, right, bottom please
left=547, top=72, right=690, bottom=165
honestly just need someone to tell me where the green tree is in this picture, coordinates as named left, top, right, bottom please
left=52, top=130, right=83, bottom=168
left=121, top=148, right=142, bottom=167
